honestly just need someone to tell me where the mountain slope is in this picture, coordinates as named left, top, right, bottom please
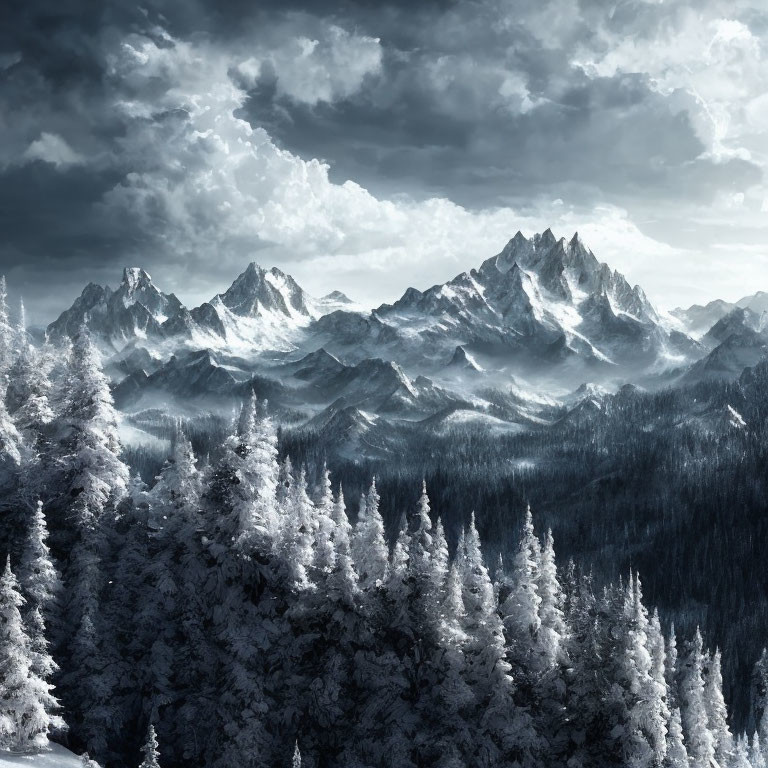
left=311, top=230, right=696, bottom=383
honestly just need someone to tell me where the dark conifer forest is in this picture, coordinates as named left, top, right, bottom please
left=2, top=308, right=768, bottom=767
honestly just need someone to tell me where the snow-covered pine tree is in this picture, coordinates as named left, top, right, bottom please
left=679, top=628, right=716, bottom=767
left=0, top=277, right=13, bottom=383
left=704, top=647, right=735, bottom=766
left=665, top=706, right=688, bottom=768
left=279, top=467, right=315, bottom=589
left=461, top=513, right=537, bottom=767
left=752, top=648, right=768, bottom=739
left=148, top=433, right=210, bottom=765
left=751, top=732, right=767, bottom=768
left=139, top=724, right=161, bottom=768
left=328, top=485, right=357, bottom=600
left=619, top=573, right=667, bottom=768
left=311, top=463, right=336, bottom=581
left=203, top=401, right=284, bottom=768
left=292, top=742, right=301, bottom=768
left=387, top=512, right=411, bottom=594
left=208, top=394, right=279, bottom=552
left=0, top=556, right=62, bottom=753
left=430, top=517, right=449, bottom=603
left=48, top=331, right=129, bottom=760
left=52, top=330, right=129, bottom=533
left=0, top=389, right=28, bottom=557
left=731, top=734, right=752, bottom=768
left=18, top=501, right=60, bottom=679
left=537, top=529, right=567, bottom=670
left=351, top=479, right=388, bottom=592
left=501, top=506, right=543, bottom=684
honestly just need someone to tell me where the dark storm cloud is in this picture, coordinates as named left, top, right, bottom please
left=1, top=0, right=767, bottom=322
left=238, top=1, right=761, bottom=210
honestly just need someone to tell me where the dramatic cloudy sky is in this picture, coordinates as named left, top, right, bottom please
left=3, top=0, right=768, bottom=324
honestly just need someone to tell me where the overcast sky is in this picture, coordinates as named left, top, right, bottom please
left=3, top=0, right=768, bottom=324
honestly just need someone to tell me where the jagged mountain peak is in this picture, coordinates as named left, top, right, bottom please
left=121, top=267, right=153, bottom=290
left=219, top=262, right=312, bottom=319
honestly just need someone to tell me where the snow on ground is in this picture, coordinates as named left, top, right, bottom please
left=0, top=743, right=83, bottom=768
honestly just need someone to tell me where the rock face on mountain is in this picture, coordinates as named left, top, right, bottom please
left=314, top=230, right=694, bottom=381
left=48, top=262, right=336, bottom=350
left=47, top=268, right=183, bottom=343
left=50, top=229, right=768, bottom=439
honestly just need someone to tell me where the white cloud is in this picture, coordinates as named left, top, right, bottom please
left=23, top=132, right=84, bottom=168
left=237, top=24, right=382, bottom=106
left=91, top=25, right=759, bottom=313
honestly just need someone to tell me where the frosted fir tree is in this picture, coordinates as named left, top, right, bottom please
left=0, top=277, right=13, bottom=382
left=351, top=479, right=388, bottom=591
left=18, top=501, right=60, bottom=678
left=311, top=463, right=337, bottom=580
left=537, top=529, right=567, bottom=669
left=753, top=648, right=768, bottom=739
left=0, top=391, right=27, bottom=554
left=666, top=626, right=680, bottom=709
left=55, top=330, right=129, bottom=530
left=441, top=561, right=467, bottom=645
left=620, top=573, right=667, bottom=768
left=409, top=481, right=433, bottom=576
left=704, top=648, right=734, bottom=766
left=328, top=485, right=357, bottom=600
left=0, top=557, right=62, bottom=753
left=150, top=432, right=203, bottom=525
left=14, top=300, right=26, bottom=357
left=292, top=742, right=301, bottom=768
left=728, top=734, right=750, bottom=768
left=751, top=732, right=767, bottom=768
left=280, top=467, right=316, bottom=589
left=501, top=506, right=543, bottom=679
left=665, top=706, right=689, bottom=768
left=388, top=512, right=411, bottom=586
left=679, top=628, right=716, bottom=767
left=139, top=724, right=161, bottom=768
left=205, top=395, right=280, bottom=558
left=430, top=517, right=449, bottom=594
left=6, top=342, right=54, bottom=442
left=461, top=513, right=537, bottom=765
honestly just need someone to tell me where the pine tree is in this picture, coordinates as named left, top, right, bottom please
left=292, top=741, right=301, bottom=768
left=731, top=734, right=752, bottom=768
left=51, top=331, right=129, bottom=759
left=0, top=277, right=13, bottom=382
left=328, top=485, right=357, bottom=600
left=0, top=556, right=62, bottom=752
left=704, top=648, right=734, bottom=766
left=139, top=724, right=160, bottom=768
left=501, top=506, right=542, bottom=679
left=665, top=706, right=688, bottom=768
left=751, top=732, right=767, bottom=768
left=351, top=479, right=388, bottom=591
left=537, top=528, right=567, bottom=670
left=54, top=330, right=129, bottom=531
left=620, top=574, right=667, bottom=768
left=0, top=390, right=27, bottom=556
left=752, top=648, right=768, bottom=738
left=679, top=628, right=716, bottom=767
left=311, top=463, right=336, bottom=581
left=279, top=467, right=316, bottom=589
left=461, top=513, right=537, bottom=766
left=18, top=501, right=60, bottom=679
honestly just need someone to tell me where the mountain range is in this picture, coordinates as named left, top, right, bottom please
left=46, top=230, right=768, bottom=457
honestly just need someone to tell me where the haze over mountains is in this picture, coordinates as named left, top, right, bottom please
left=45, top=230, right=768, bottom=457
